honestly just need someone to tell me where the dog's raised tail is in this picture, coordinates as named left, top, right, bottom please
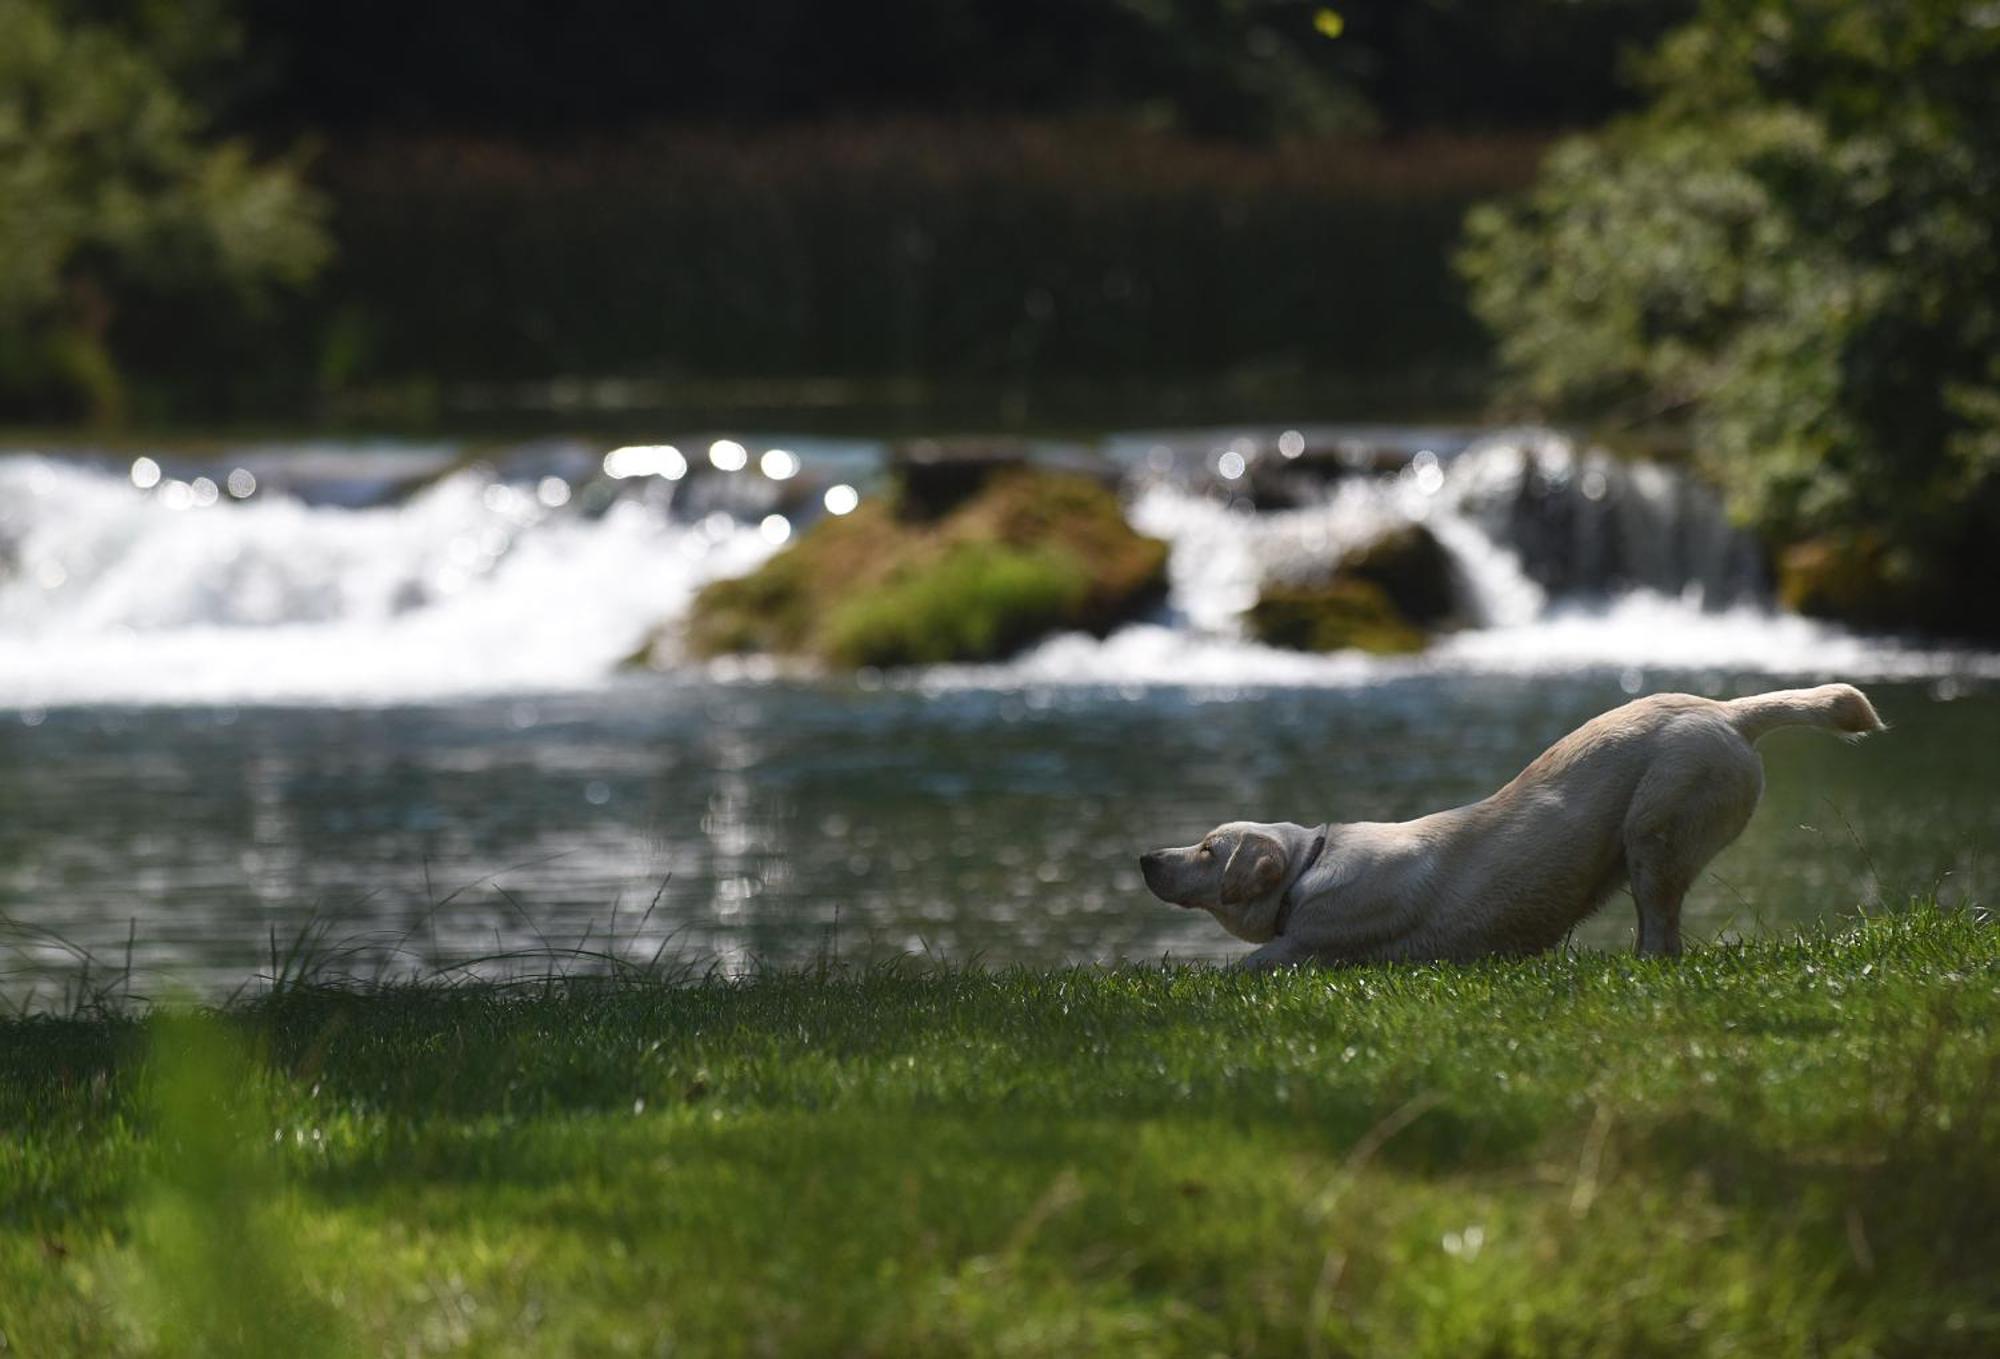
left=1724, top=683, right=1884, bottom=744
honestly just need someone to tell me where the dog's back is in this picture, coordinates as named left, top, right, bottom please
left=1388, top=686, right=1880, bottom=958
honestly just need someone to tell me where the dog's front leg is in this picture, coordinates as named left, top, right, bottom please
left=1236, top=936, right=1313, bottom=971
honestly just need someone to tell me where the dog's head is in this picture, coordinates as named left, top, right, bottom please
left=1139, top=820, right=1298, bottom=941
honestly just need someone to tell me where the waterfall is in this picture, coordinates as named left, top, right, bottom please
left=1119, top=431, right=1757, bottom=639
left=0, top=453, right=778, bottom=705
left=1443, top=432, right=1765, bottom=608
left=0, top=431, right=1989, bottom=706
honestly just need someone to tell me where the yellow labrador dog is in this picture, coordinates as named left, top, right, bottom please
left=1139, top=684, right=1883, bottom=967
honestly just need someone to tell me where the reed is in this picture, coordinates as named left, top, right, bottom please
left=117, top=122, right=1547, bottom=424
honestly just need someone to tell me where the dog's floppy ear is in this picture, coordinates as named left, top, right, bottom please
left=1220, top=832, right=1286, bottom=905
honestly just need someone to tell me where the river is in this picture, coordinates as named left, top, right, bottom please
left=2, top=429, right=1993, bottom=996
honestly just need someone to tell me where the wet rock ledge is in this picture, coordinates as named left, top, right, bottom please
left=1245, top=523, right=1457, bottom=655
left=685, top=452, right=1168, bottom=668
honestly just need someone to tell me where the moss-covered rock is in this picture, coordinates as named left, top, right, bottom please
left=1337, top=523, right=1457, bottom=626
left=1777, top=533, right=1921, bottom=631
left=1245, top=578, right=1428, bottom=655
left=684, top=469, right=1167, bottom=668
left=1244, top=523, right=1455, bottom=655
left=889, top=439, right=1037, bottom=520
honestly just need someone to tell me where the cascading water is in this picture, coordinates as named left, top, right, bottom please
left=931, top=429, right=1999, bottom=687
left=0, top=452, right=779, bottom=705
left=0, top=430, right=1991, bottom=706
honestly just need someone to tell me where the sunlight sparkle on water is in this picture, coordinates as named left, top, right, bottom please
left=536, top=475, right=571, bottom=507
left=130, top=456, right=161, bottom=490
left=709, top=439, right=749, bottom=472
left=824, top=484, right=859, bottom=515
left=226, top=468, right=256, bottom=498
left=1217, top=450, right=1247, bottom=480
left=1411, top=449, right=1444, bottom=496
left=759, top=514, right=792, bottom=545
left=759, top=448, right=800, bottom=480
left=603, top=445, right=686, bottom=480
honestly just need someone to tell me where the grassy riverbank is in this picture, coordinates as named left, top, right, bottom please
left=2, top=902, right=1995, bottom=1356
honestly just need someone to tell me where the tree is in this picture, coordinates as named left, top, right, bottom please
left=0, top=0, right=327, bottom=418
left=1460, top=0, right=2000, bottom=637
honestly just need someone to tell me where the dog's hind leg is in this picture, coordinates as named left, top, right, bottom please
left=1623, top=737, right=1763, bottom=957
left=1627, top=835, right=1701, bottom=957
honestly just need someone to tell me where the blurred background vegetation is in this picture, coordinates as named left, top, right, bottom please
left=4, top=0, right=1997, bottom=634
left=0, top=0, right=1694, bottom=429
left=1462, top=0, right=2000, bottom=638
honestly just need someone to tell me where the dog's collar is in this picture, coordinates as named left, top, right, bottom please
left=1272, top=824, right=1329, bottom=937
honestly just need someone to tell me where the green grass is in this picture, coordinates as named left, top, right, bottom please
left=2, top=902, right=1996, bottom=1356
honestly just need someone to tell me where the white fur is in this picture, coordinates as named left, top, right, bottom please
left=1138, top=684, right=1884, bottom=966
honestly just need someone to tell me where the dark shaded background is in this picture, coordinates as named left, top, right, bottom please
left=23, top=1, right=1696, bottom=428
left=225, top=1, right=1684, bottom=140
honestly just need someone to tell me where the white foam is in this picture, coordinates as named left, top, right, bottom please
left=2, top=443, right=1995, bottom=707
left=0, top=456, right=774, bottom=706
left=917, top=597, right=2000, bottom=691
left=921, top=451, right=2000, bottom=688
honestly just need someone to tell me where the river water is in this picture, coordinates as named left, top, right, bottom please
left=1, top=429, right=1993, bottom=996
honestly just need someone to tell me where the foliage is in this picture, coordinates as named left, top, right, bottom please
left=0, top=2, right=1705, bottom=420
left=1460, top=0, right=2000, bottom=636
left=0, top=903, right=1994, bottom=1354
left=685, top=469, right=1168, bottom=668
left=0, top=0, right=327, bottom=418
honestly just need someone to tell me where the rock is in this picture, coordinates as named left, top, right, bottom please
left=1245, top=579, right=1427, bottom=655
left=889, top=439, right=1035, bottom=521
left=1244, top=523, right=1456, bottom=654
left=1337, top=523, right=1457, bottom=626
left=684, top=468, right=1167, bottom=668
left=1780, top=529, right=2000, bottom=641
left=1776, top=533, right=1909, bottom=629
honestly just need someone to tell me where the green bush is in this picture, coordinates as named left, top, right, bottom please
left=1460, top=0, right=2000, bottom=637
left=0, top=0, right=327, bottom=420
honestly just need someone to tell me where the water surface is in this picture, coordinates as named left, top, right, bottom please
left=3, top=674, right=1988, bottom=995
left=3, top=431, right=1994, bottom=997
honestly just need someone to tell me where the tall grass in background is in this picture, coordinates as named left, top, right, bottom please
left=118, top=123, right=1545, bottom=425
